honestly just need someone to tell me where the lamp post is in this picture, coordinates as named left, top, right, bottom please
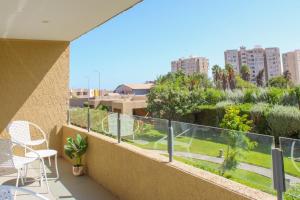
left=86, top=76, right=91, bottom=132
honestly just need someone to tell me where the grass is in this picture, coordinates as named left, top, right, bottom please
left=70, top=108, right=300, bottom=184
left=174, top=156, right=275, bottom=195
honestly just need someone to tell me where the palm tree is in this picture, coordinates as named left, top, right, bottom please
left=256, top=69, right=264, bottom=87
left=221, top=69, right=228, bottom=90
left=240, top=65, right=250, bottom=82
left=212, top=65, right=222, bottom=89
left=226, top=64, right=236, bottom=90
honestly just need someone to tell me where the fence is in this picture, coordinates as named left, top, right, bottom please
left=68, top=107, right=300, bottom=200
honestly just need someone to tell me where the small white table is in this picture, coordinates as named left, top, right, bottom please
left=26, top=149, right=59, bottom=180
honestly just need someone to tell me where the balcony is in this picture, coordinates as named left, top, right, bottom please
left=0, top=158, right=117, bottom=200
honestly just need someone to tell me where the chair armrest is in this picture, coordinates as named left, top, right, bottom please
left=11, top=141, right=40, bottom=159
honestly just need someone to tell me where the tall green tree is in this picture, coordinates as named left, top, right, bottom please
left=147, top=71, right=209, bottom=122
left=240, top=65, right=250, bottom=82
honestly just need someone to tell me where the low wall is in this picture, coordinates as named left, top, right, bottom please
left=62, top=125, right=275, bottom=200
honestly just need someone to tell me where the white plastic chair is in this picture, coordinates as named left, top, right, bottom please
left=0, top=185, right=48, bottom=200
left=7, top=121, right=59, bottom=180
left=0, top=139, right=49, bottom=192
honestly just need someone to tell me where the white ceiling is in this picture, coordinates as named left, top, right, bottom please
left=0, top=0, right=141, bottom=41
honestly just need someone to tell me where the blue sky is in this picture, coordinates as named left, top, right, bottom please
left=70, top=0, right=300, bottom=90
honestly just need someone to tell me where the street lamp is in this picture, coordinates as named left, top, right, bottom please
left=85, top=76, right=90, bottom=132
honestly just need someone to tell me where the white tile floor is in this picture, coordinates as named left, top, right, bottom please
left=0, top=158, right=118, bottom=200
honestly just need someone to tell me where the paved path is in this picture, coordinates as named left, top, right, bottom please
left=151, top=150, right=300, bottom=184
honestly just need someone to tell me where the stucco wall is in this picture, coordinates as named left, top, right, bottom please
left=62, top=125, right=275, bottom=200
left=0, top=39, right=69, bottom=154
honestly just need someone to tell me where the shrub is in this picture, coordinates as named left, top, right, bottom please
left=216, top=101, right=234, bottom=124
left=256, top=88, right=268, bottom=103
left=267, top=105, right=300, bottom=139
left=266, top=87, right=285, bottom=104
left=219, top=106, right=255, bottom=176
left=281, top=89, right=298, bottom=106
left=225, top=90, right=244, bottom=103
left=243, top=89, right=258, bottom=103
left=284, top=183, right=300, bottom=200
left=204, top=88, right=225, bottom=104
left=250, top=103, right=270, bottom=134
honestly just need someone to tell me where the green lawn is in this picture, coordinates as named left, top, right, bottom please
left=174, top=156, right=275, bottom=195
left=127, top=126, right=300, bottom=178
left=70, top=108, right=300, bottom=179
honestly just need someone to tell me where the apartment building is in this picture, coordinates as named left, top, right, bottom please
left=265, top=47, right=282, bottom=80
left=283, top=50, right=300, bottom=85
left=224, top=46, right=282, bottom=83
left=224, top=50, right=239, bottom=72
left=171, top=56, right=209, bottom=75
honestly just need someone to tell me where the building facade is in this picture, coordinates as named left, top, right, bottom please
left=282, top=50, right=300, bottom=85
left=171, top=56, right=209, bottom=75
left=265, top=47, right=282, bottom=80
left=224, top=50, right=239, bottom=72
left=114, top=83, right=154, bottom=95
left=224, top=46, right=282, bottom=83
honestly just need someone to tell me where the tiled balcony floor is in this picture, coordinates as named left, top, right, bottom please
left=0, top=158, right=118, bottom=200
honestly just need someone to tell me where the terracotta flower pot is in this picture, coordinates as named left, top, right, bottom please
left=72, top=165, right=84, bottom=176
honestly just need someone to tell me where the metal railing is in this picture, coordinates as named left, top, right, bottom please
left=68, top=107, right=300, bottom=200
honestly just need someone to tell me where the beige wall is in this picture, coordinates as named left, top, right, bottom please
left=62, top=125, right=274, bottom=200
left=0, top=39, right=70, bottom=154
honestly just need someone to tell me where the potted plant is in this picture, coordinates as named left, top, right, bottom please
left=64, top=134, right=88, bottom=176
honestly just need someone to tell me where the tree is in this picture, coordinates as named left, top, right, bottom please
left=147, top=71, right=205, bottom=122
left=212, top=65, right=222, bottom=89
left=283, top=70, right=293, bottom=87
left=219, top=106, right=256, bottom=176
left=256, top=69, right=264, bottom=87
left=225, top=64, right=236, bottom=90
left=221, top=69, right=228, bottom=90
left=240, top=65, right=250, bottom=82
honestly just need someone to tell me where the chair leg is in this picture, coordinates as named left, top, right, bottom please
left=41, top=158, right=50, bottom=193
left=16, top=170, right=20, bottom=187
left=48, top=156, right=51, bottom=167
left=55, top=154, right=59, bottom=179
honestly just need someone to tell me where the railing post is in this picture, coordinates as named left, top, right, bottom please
left=168, top=120, right=174, bottom=162
left=87, top=107, right=90, bottom=132
left=117, top=113, right=121, bottom=143
left=67, top=109, right=71, bottom=125
left=272, top=148, right=286, bottom=200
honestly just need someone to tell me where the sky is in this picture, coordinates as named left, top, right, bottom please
left=70, top=0, right=300, bottom=90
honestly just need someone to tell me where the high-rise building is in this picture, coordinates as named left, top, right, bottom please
left=171, top=56, right=209, bottom=75
left=265, top=47, right=282, bottom=80
left=282, top=50, right=300, bottom=85
left=224, top=50, right=239, bottom=72
left=224, top=46, right=282, bottom=83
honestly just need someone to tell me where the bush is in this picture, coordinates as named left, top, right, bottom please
left=243, top=89, right=258, bottom=103
left=216, top=101, right=234, bottom=124
left=225, top=90, right=244, bottom=103
left=284, top=183, right=300, bottom=200
left=250, top=103, right=270, bottom=134
left=204, top=88, right=225, bottom=104
left=266, top=87, right=285, bottom=104
left=267, top=105, right=300, bottom=138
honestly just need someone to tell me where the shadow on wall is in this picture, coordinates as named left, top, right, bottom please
left=0, top=39, right=69, bottom=153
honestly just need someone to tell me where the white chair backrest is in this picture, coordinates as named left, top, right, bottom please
left=7, top=121, right=31, bottom=144
left=0, top=139, right=15, bottom=169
